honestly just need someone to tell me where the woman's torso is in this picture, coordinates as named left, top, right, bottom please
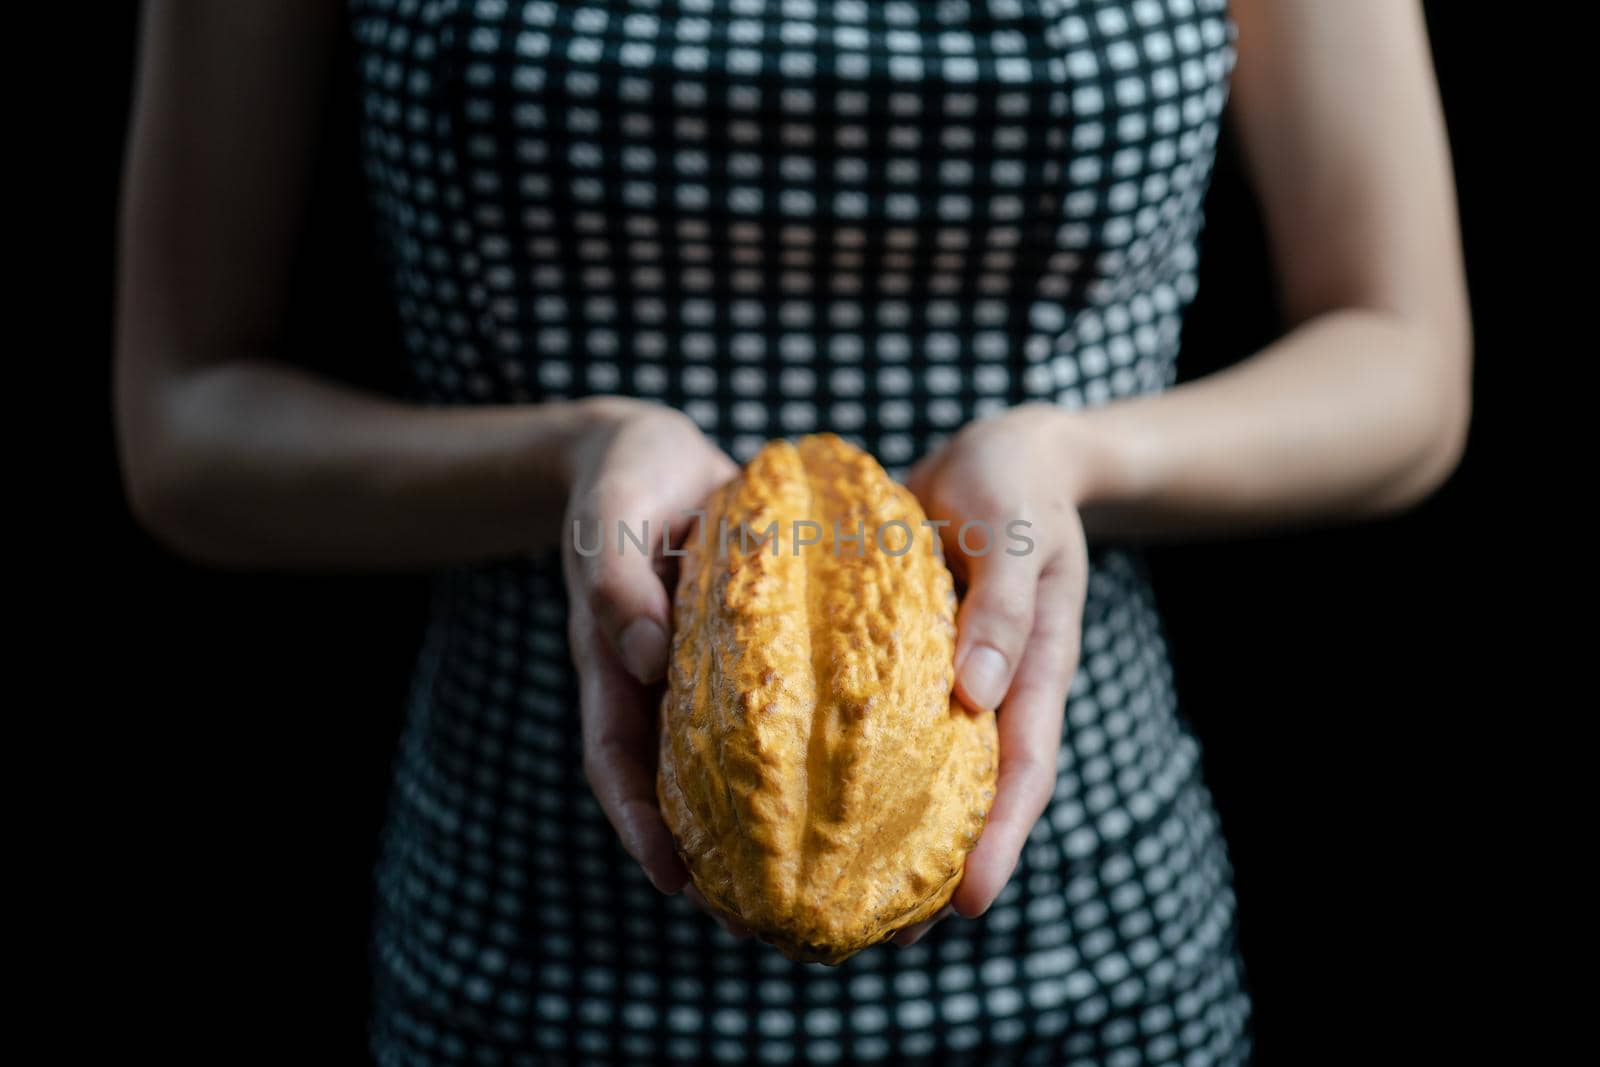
left=350, top=0, right=1250, bottom=1062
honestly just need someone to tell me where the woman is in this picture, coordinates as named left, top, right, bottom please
left=118, top=1, right=1469, bottom=1063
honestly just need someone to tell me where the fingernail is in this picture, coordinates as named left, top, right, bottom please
left=959, top=645, right=1008, bottom=713
left=619, top=619, right=668, bottom=684
left=650, top=867, right=687, bottom=896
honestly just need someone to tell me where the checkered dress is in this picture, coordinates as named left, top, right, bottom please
left=351, top=1, right=1252, bottom=1063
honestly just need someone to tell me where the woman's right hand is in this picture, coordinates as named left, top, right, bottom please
left=559, top=398, right=740, bottom=899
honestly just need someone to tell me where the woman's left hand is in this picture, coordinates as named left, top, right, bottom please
left=896, top=403, right=1095, bottom=944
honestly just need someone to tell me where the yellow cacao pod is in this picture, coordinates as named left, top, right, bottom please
left=657, top=434, right=998, bottom=964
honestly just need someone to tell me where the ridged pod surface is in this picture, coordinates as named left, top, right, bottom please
left=658, top=434, right=998, bottom=963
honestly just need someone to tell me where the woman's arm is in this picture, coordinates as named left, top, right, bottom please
left=900, top=2, right=1472, bottom=927
left=117, top=3, right=590, bottom=569
left=1065, top=0, right=1472, bottom=538
left=120, top=7, right=742, bottom=906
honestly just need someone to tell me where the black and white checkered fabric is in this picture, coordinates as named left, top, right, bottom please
left=351, top=1, right=1251, bottom=1063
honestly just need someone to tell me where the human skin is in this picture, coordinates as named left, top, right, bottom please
left=116, top=1, right=1470, bottom=942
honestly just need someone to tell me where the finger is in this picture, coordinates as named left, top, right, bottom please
left=892, top=904, right=954, bottom=947
left=904, top=450, right=942, bottom=500
left=683, top=883, right=753, bottom=941
left=569, top=483, right=674, bottom=685
left=952, top=548, right=1042, bottom=716
left=954, top=564, right=1083, bottom=917
left=572, top=608, right=689, bottom=895
left=571, top=441, right=739, bottom=684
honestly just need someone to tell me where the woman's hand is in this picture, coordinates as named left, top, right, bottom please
left=897, top=404, right=1096, bottom=941
left=559, top=398, right=740, bottom=899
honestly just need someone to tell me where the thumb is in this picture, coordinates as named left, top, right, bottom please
left=568, top=518, right=674, bottom=684
left=952, top=548, right=1040, bottom=715
left=565, top=439, right=737, bottom=683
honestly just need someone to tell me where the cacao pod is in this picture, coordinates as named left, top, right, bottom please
left=658, top=434, right=998, bottom=963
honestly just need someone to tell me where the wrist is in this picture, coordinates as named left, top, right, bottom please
left=553, top=395, right=646, bottom=496
left=1040, top=401, right=1163, bottom=509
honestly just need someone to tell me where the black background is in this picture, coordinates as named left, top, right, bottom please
left=90, top=5, right=1505, bottom=1062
